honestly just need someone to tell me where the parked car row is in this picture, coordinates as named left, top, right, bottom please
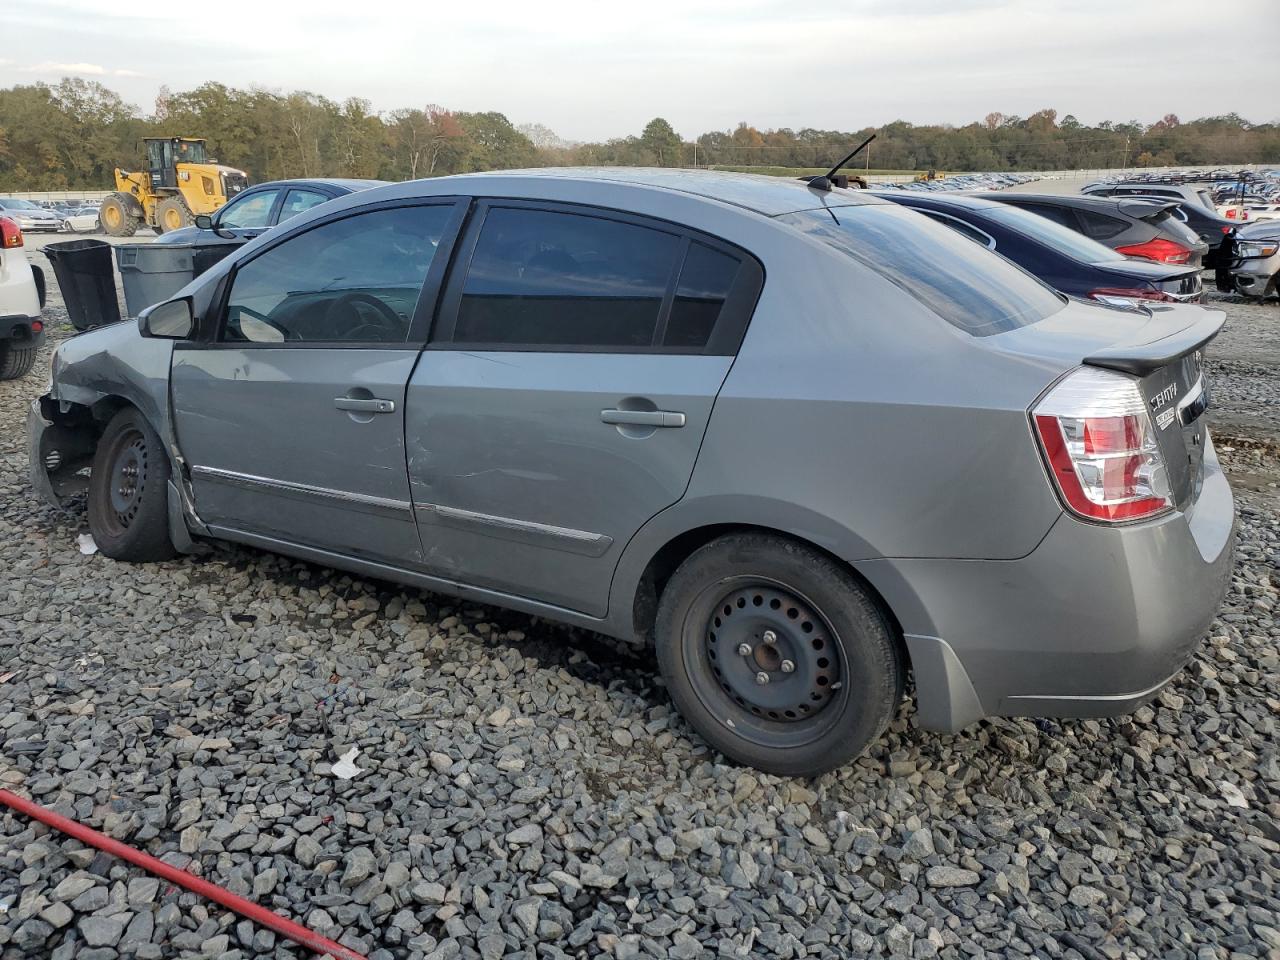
left=882, top=171, right=1043, bottom=193
left=0, top=197, right=103, bottom=234
left=1081, top=169, right=1280, bottom=298
left=29, top=167, right=1234, bottom=775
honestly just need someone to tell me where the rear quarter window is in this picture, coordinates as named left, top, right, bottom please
left=781, top=205, right=1063, bottom=337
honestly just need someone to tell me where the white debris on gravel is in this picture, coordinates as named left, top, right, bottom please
left=0, top=275, right=1277, bottom=959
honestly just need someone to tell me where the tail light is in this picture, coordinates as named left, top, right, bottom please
left=31, top=320, right=42, bottom=333
left=1033, top=367, right=1172, bottom=523
left=1115, top=237, right=1192, bottom=264
left=1087, top=287, right=1177, bottom=306
left=0, top=216, right=22, bottom=248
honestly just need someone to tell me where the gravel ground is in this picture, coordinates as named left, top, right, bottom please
left=1, top=259, right=1277, bottom=960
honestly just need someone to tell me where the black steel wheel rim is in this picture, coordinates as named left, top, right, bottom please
left=681, top=577, right=851, bottom=750
left=103, top=428, right=147, bottom=534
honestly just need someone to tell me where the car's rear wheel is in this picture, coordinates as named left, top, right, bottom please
left=655, top=532, right=904, bottom=776
left=0, top=343, right=37, bottom=380
left=87, top=408, right=176, bottom=561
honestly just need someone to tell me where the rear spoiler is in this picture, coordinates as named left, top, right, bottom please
left=1117, top=197, right=1179, bottom=219
left=1084, top=308, right=1224, bottom=377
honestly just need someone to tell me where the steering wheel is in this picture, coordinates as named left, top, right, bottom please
left=322, top=292, right=404, bottom=341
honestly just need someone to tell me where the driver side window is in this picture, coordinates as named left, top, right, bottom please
left=222, top=205, right=453, bottom=345
left=219, top=190, right=279, bottom=229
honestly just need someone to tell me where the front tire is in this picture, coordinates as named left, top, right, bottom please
left=87, top=408, right=176, bottom=561
left=0, top=343, right=37, bottom=380
left=99, top=194, right=139, bottom=238
left=655, top=533, right=904, bottom=776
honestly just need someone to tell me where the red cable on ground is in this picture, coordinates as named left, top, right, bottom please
left=0, top=789, right=367, bottom=960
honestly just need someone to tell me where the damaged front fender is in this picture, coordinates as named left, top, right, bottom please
left=31, top=321, right=206, bottom=550
left=28, top=396, right=97, bottom=508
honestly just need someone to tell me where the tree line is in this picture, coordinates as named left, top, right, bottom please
left=0, top=78, right=1276, bottom=191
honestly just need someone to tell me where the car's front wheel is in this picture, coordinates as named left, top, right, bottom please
left=87, top=408, right=176, bottom=561
left=655, top=532, right=904, bottom=776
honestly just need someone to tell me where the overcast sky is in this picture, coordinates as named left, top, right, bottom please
left=0, top=0, right=1271, bottom=142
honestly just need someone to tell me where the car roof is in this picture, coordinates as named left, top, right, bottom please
left=244, top=178, right=387, bottom=192
left=447, top=167, right=891, bottom=217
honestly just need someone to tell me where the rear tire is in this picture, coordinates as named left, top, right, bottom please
left=99, top=194, right=139, bottom=238
left=87, top=408, right=176, bottom=562
left=0, top=343, right=37, bottom=380
left=655, top=533, right=904, bottom=776
left=154, top=197, right=192, bottom=234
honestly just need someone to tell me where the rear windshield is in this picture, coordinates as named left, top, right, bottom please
left=983, top=204, right=1120, bottom=264
left=781, top=204, right=1064, bottom=337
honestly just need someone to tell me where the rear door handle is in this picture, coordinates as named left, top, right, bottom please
left=334, top=397, right=396, bottom=414
left=600, top=409, right=686, bottom=428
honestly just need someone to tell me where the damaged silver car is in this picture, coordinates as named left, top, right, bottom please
left=30, top=170, right=1234, bottom=775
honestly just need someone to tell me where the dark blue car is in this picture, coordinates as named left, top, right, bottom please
left=872, top=191, right=1203, bottom=306
left=152, top=178, right=386, bottom=246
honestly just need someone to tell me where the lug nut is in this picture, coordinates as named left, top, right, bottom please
left=780, top=659, right=795, bottom=673
left=762, top=630, right=777, bottom=644
left=755, top=671, right=770, bottom=685
left=737, top=643, right=752, bottom=656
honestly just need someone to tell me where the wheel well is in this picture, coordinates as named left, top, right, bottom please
left=631, top=523, right=909, bottom=668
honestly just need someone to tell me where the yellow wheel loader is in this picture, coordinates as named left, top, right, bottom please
left=99, top=138, right=250, bottom=237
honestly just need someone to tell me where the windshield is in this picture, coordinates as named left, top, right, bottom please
left=983, top=204, right=1121, bottom=264
left=1, top=198, right=40, bottom=210
left=781, top=204, right=1064, bottom=337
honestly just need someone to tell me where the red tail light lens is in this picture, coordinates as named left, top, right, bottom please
left=31, top=320, right=43, bottom=333
left=0, top=216, right=22, bottom=249
left=1115, top=237, right=1192, bottom=264
left=1088, top=287, right=1177, bottom=306
left=1033, top=367, right=1172, bottom=523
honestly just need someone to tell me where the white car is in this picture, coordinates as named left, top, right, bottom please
left=61, top=204, right=101, bottom=233
left=0, top=215, right=46, bottom=379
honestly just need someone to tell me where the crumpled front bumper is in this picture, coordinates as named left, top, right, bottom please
left=28, top=397, right=95, bottom=509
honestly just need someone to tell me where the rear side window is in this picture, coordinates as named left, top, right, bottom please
left=455, top=207, right=680, bottom=348
left=1076, top=210, right=1128, bottom=240
left=664, top=242, right=740, bottom=348
left=781, top=205, right=1063, bottom=337
left=278, top=189, right=330, bottom=223
left=919, top=210, right=994, bottom=247
left=1018, top=203, right=1080, bottom=230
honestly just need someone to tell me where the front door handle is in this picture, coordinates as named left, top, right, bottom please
left=334, top=397, right=396, bottom=414
left=601, top=408, right=686, bottom=428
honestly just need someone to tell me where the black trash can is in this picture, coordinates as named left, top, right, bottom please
left=43, top=239, right=122, bottom=332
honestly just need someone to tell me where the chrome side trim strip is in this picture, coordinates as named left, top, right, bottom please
left=1004, top=670, right=1176, bottom=704
left=190, top=465, right=413, bottom=520
left=416, top=501, right=614, bottom=557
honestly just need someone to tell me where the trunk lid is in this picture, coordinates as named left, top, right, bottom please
left=1093, top=258, right=1203, bottom=301
left=992, top=300, right=1222, bottom=513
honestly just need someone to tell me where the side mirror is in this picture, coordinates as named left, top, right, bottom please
left=194, top=214, right=214, bottom=229
left=138, top=298, right=194, bottom=339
